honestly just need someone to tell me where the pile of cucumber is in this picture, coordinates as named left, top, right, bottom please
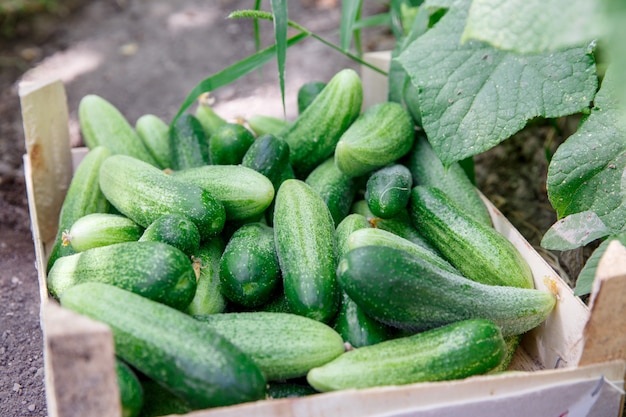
left=47, top=68, right=556, bottom=417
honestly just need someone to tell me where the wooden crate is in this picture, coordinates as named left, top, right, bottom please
left=20, top=77, right=626, bottom=417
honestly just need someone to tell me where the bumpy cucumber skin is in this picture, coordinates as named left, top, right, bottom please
left=219, top=222, right=280, bottom=308
left=169, top=113, right=210, bottom=170
left=99, top=155, right=225, bottom=239
left=410, top=186, right=534, bottom=289
left=135, top=114, right=171, bottom=169
left=172, top=164, right=274, bottom=221
left=335, top=213, right=371, bottom=258
left=194, top=100, right=227, bottom=138
left=297, top=81, right=327, bottom=114
left=60, top=282, right=267, bottom=409
left=241, top=133, right=290, bottom=189
left=186, top=237, right=227, bottom=316
left=334, top=101, right=415, bottom=178
left=64, top=213, right=143, bottom=252
left=78, top=95, right=157, bottom=166
left=305, top=157, right=358, bottom=227
left=307, top=319, right=506, bottom=392
left=337, top=246, right=556, bottom=337
left=208, top=123, right=255, bottom=165
left=406, top=134, right=492, bottom=226
left=281, top=69, right=363, bottom=178
left=194, top=312, right=346, bottom=381
left=115, top=359, right=143, bottom=417
left=365, top=164, right=413, bottom=219
left=273, top=179, right=339, bottom=323
left=47, top=146, right=112, bottom=272
left=267, top=381, right=317, bottom=399
left=47, top=241, right=197, bottom=310
left=139, top=213, right=200, bottom=256
left=246, top=115, right=291, bottom=137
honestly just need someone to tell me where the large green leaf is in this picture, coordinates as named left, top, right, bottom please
left=574, top=233, right=626, bottom=296
left=461, top=0, right=604, bottom=54
left=395, top=0, right=598, bottom=166
left=546, top=67, right=626, bottom=234
left=541, top=211, right=611, bottom=251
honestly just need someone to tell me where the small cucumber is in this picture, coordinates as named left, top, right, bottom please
left=62, top=213, right=143, bottom=252
left=219, top=222, right=280, bottom=308
left=194, top=95, right=227, bottom=138
left=281, top=69, right=363, bottom=177
left=267, top=381, right=317, bottom=399
left=139, top=213, right=200, bottom=256
left=273, top=179, right=339, bottom=323
left=410, top=186, right=534, bottom=289
left=246, top=115, right=291, bottom=137
left=241, top=133, right=290, bottom=189
left=169, top=113, right=209, bottom=170
left=334, top=213, right=371, bottom=258
left=172, top=164, right=274, bottom=221
left=194, top=312, right=345, bottom=381
left=208, top=122, right=255, bottom=165
left=99, top=154, right=225, bottom=239
left=116, top=359, right=143, bottom=417
left=47, top=146, right=112, bottom=272
left=305, top=157, right=358, bottom=227
left=334, top=102, right=414, bottom=178
left=185, top=237, right=227, bottom=316
left=297, top=81, right=327, bottom=114
left=406, top=134, right=491, bottom=226
left=138, top=379, right=192, bottom=417
left=365, top=164, right=413, bottom=219
left=307, top=319, right=507, bottom=392
left=135, top=114, right=171, bottom=169
left=337, top=246, right=556, bottom=337
left=78, top=95, right=157, bottom=165
left=47, top=241, right=197, bottom=310
left=60, top=282, right=267, bottom=409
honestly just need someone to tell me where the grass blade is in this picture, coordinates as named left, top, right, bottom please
left=271, top=0, right=288, bottom=116
left=340, top=0, right=362, bottom=51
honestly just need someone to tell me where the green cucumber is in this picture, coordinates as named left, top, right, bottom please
left=334, top=213, right=371, bottom=258
left=194, top=312, right=345, bottom=381
left=172, top=164, right=274, bottom=221
left=139, top=213, right=200, bottom=256
left=337, top=246, right=556, bottom=337
left=138, top=379, right=193, bottom=417
left=241, top=133, right=290, bottom=189
left=334, top=102, right=414, bottom=178
left=208, top=122, right=255, bottom=165
left=410, top=186, right=534, bottom=289
left=47, top=146, right=112, bottom=272
left=246, top=115, right=291, bottom=137
left=307, top=318, right=506, bottom=392
left=273, top=179, right=339, bottom=323
left=116, top=359, right=143, bottom=417
left=219, top=222, right=280, bottom=308
left=135, top=114, right=171, bottom=169
left=267, top=381, right=317, bottom=399
left=194, top=95, right=227, bottom=138
left=406, top=134, right=491, bottom=226
left=60, top=282, right=267, bottom=409
left=305, top=157, right=358, bottom=227
left=281, top=69, right=363, bottom=177
left=62, top=213, right=143, bottom=252
left=297, top=81, right=327, bottom=114
left=169, top=113, right=209, bottom=170
left=258, top=291, right=292, bottom=314
left=47, top=241, right=197, bottom=310
left=185, top=237, right=227, bottom=316
left=78, top=95, right=157, bottom=165
left=365, top=164, right=413, bottom=219
left=99, top=155, right=225, bottom=239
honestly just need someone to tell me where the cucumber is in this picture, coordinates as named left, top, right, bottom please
left=169, top=113, right=209, bottom=170
left=410, top=186, right=534, bottom=289
left=334, top=102, right=415, bottom=178
left=241, top=133, right=290, bottom=189
left=47, top=146, right=112, bottom=272
left=78, top=95, right=157, bottom=165
left=267, top=381, right=317, bottom=399
left=337, top=246, right=556, bottom=337
left=172, top=164, right=274, bottom=221
left=185, top=237, right=227, bottom=316
left=297, top=81, right=327, bottom=114
left=208, top=122, right=255, bottom=165
left=194, top=312, right=345, bottom=381
left=194, top=95, right=227, bottom=138
left=135, top=114, right=171, bottom=169
left=62, top=213, right=143, bottom=252
left=281, top=69, right=363, bottom=177
left=99, top=154, right=225, bottom=239
left=273, top=179, right=339, bottom=323
left=116, top=359, right=143, bottom=417
left=138, top=379, right=193, bottom=417
left=219, top=222, right=280, bottom=308
left=246, top=115, right=291, bottom=137
left=307, top=318, right=506, bottom=392
left=258, top=291, right=292, bottom=314
left=60, top=282, right=267, bottom=409
left=305, top=157, right=358, bottom=227
left=47, top=241, right=197, bottom=310
left=139, top=213, right=200, bottom=256
left=406, top=134, right=491, bottom=226
left=365, top=164, right=413, bottom=219
left=335, top=213, right=371, bottom=258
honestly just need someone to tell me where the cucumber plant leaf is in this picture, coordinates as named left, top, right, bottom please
left=395, top=0, right=598, bottom=167
left=541, top=211, right=612, bottom=251
left=574, top=233, right=626, bottom=296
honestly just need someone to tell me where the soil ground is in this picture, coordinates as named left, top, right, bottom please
left=0, top=1, right=578, bottom=416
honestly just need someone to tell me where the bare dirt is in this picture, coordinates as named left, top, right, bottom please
left=0, top=1, right=578, bottom=416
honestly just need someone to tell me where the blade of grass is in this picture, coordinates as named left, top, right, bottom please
left=271, top=0, right=288, bottom=116
left=254, top=0, right=262, bottom=52
left=340, top=0, right=362, bottom=51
